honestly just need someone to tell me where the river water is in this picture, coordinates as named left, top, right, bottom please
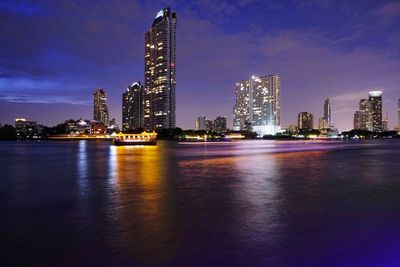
left=1, top=140, right=400, bottom=266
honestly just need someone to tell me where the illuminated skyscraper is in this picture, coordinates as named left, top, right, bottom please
left=233, top=75, right=281, bottom=136
left=144, top=7, right=177, bottom=130
left=298, top=112, right=313, bottom=131
left=324, top=97, right=331, bottom=126
left=122, top=82, right=144, bottom=131
left=353, top=99, right=372, bottom=131
left=369, top=91, right=383, bottom=132
left=93, top=89, right=109, bottom=125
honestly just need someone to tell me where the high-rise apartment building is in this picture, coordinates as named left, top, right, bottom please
left=369, top=91, right=383, bottom=132
left=324, top=97, right=331, bottom=126
left=353, top=99, right=372, bottom=131
left=122, top=82, right=144, bottom=131
left=144, top=7, right=177, bottom=130
left=93, top=89, right=109, bottom=125
left=195, top=117, right=206, bottom=131
left=233, top=75, right=281, bottom=136
left=298, top=112, right=314, bottom=131
left=214, top=116, right=227, bottom=133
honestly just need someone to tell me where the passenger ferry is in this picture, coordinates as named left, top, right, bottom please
left=112, top=132, right=157, bottom=146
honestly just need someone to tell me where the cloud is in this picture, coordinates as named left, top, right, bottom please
left=374, top=2, right=400, bottom=18
left=0, top=94, right=90, bottom=105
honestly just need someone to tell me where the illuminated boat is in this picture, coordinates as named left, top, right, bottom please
left=112, top=132, right=157, bottom=146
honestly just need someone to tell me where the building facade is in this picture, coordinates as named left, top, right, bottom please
left=298, top=112, right=313, bottom=131
left=93, top=89, right=109, bottom=126
left=214, top=116, right=227, bottom=133
left=122, top=82, right=144, bottom=131
left=233, top=75, right=281, bottom=136
left=195, top=117, right=206, bottom=131
left=324, top=97, right=331, bottom=126
left=353, top=99, right=372, bottom=131
left=319, top=117, right=328, bottom=130
left=144, top=7, right=177, bottom=130
left=369, top=91, right=383, bottom=132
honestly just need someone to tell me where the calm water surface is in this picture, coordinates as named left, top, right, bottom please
left=1, top=140, right=400, bottom=266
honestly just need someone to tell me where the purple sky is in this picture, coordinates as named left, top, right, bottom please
left=0, top=0, right=399, bottom=130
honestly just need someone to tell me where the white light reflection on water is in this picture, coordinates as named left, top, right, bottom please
left=77, top=140, right=88, bottom=195
left=232, top=153, right=281, bottom=242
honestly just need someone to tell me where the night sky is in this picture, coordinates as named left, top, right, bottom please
left=0, top=0, right=399, bottom=130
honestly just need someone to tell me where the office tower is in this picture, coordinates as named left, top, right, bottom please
left=144, top=7, right=177, bottom=130
left=298, top=112, right=314, bottom=131
left=122, top=82, right=144, bottom=131
left=214, top=116, right=227, bottom=133
left=368, top=91, right=383, bottom=132
left=233, top=75, right=281, bottom=135
left=195, top=117, right=206, bottom=131
left=323, top=97, right=331, bottom=126
left=93, top=89, right=109, bottom=125
left=205, top=120, right=213, bottom=132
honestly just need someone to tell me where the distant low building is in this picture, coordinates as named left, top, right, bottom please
left=14, top=118, right=44, bottom=139
left=319, top=117, right=328, bottom=130
left=297, top=112, right=313, bottom=131
left=214, top=116, right=227, bottom=133
left=205, top=120, right=213, bottom=132
left=195, top=117, right=206, bottom=131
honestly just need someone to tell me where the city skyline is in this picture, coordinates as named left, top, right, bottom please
left=0, top=1, right=399, bottom=130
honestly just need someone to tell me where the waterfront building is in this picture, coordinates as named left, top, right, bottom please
left=195, top=117, right=206, bottom=131
left=90, top=121, right=108, bottom=135
left=353, top=99, right=372, bottom=131
left=93, top=89, right=109, bottom=126
left=14, top=118, right=43, bottom=139
left=319, top=117, right=329, bottom=130
left=383, top=113, right=388, bottom=132
left=233, top=74, right=281, bottom=136
left=205, top=120, right=213, bottom=132
left=144, top=7, right=177, bottom=130
left=297, top=112, right=313, bottom=131
left=324, top=97, right=332, bottom=126
left=369, top=91, right=383, bottom=132
left=214, top=116, right=227, bottom=133
left=122, top=82, right=144, bottom=131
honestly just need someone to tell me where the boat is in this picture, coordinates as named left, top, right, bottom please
left=112, top=132, right=157, bottom=146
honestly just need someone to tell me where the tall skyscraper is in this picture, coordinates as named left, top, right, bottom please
left=195, top=117, right=206, bottom=131
left=144, top=7, right=177, bottom=130
left=233, top=75, right=281, bottom=136
left=93, top=89, right=109, bottom=125
left=122, top=82, right=144, bottom=131
left=368, top=91, right=383, bottom=132
left=298, top=112, right=313, bottom=131
left=324, top=97, right=331, bottom=126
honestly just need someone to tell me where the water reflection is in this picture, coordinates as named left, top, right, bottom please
left=77, top=140, right=88, bottom=194
left=107, top=143, right=176, bottom=264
